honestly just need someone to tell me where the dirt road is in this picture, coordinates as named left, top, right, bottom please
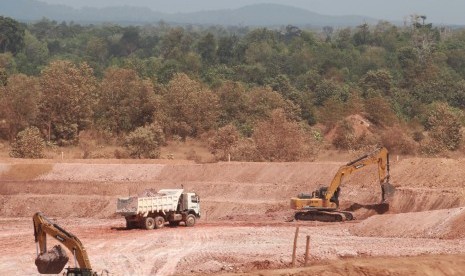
left=2, top=218, right=465, bottom=275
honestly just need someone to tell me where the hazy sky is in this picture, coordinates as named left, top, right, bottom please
left=39, top=0, right=464, bottom=25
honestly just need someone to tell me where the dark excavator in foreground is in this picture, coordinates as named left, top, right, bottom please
left=33, top=212, right=107, bottom=275
left=290, top=147, right=395, bottom=222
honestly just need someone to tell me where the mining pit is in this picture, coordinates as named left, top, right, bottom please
left=1, top=157, right=465, bottom=275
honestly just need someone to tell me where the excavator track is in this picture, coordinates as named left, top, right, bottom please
left=295, top=209, right=354, bottom=222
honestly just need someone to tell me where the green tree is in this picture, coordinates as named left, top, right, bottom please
left=9, top=127, right=45, bottom=158
left=216, top=81, right=248, bottom=126
left=359, top=69, right=393, bottom=95
left=217, top=35, right=238, bottom=64
left=0, top=52, right=15, bottom=75
left=39, top=60, right=97, bottom=145
left=86, top=37, right=109, bottom=64
left=120, top=27, right=140, bottom=56
left=16, top=30, right=49, bottom=75
left=335, top=28, right=352, bottom=49
left=353, top=23, right=372, bottom=46
left=0, top=16, right=25, bottom=55
left=397, top=46, right=420, bottom=86
left=96, top=68, right=158, bottom=134
left=162, top=73, right=220, bottom=139
left=197, top=33, right=217, bottom=65
left=268, top=74, right=298, bottom=101
left=159, top=27, right=192, bottom=61
left=372, top=21, right=400, bottom=51
left=314, top=79, right=348, bottom=106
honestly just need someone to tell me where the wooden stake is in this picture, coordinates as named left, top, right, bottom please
left=304, top=235, right=310, bottom=265
left=291, top=226, right=299, bottom=266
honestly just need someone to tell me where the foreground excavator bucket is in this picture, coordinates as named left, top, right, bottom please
left=35, top=244, right=69, bottom=274
left=381, top=182, right=396, bottom=202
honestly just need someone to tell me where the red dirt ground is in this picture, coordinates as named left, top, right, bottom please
left=1, top=156, right=465, bottom=275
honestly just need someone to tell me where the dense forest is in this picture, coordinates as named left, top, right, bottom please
left=0, top=15, right=464, bottom=160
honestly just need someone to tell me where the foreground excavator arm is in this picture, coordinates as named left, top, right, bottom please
left=325, top=147, right=390, bottom=203
left=33, top=212, right=94, bottom=274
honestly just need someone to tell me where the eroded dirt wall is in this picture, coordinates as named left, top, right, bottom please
left=1, top=158, right=464, bottom=220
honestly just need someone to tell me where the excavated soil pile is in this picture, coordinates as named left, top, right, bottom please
left=228, top=254, right=465, bottom=276
left=35, top=244, right=69, bottom=274
left=351, top=207, right=465, bottom=239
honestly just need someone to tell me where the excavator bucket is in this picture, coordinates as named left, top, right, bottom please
left=35, top=244, right=69, bottom=274
left=381, top=182, right=396, bottom=202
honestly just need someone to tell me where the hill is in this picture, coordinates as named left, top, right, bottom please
left=1, top=0, right=378, bottom=26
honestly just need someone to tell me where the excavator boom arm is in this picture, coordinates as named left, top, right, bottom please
left=325, top=147, right=390, bottom=201
left=33, top=212, right=93, bottom=270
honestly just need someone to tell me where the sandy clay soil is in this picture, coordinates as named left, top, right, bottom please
left=1, top=156, right=465, bottom=275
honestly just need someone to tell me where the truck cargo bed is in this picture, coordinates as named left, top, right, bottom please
left=116, top=189, right=183, bottom=215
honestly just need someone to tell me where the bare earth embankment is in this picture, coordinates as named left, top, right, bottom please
left=0, top=157, right=465, bottom=275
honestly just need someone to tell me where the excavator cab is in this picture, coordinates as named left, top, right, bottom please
left=309, top=187, right=340, bottom=207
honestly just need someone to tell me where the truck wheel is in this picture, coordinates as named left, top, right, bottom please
left=154, top=216, right=165, bottom=229
left=144, top=217, right=155, bottom=230
left=185, top=214, right=196, bottom=227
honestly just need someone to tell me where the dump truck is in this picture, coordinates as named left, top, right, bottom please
left=116, top=189, right=201, bottom=230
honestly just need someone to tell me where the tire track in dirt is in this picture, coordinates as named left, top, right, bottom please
left=155, top=230, right=207, bottom=276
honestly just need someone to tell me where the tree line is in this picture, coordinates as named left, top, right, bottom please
left=0, top=15, right=464, bottom=159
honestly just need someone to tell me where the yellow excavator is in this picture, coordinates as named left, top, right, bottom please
left=290, top=147, right=395, bottom=222
left=33, top=212, right=104, bottom=275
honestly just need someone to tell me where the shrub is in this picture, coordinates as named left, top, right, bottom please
left=185, top=149, right=201, bottom=162
left=332, top=119, right=377, bottom=151
left=9, top=127, right=45, bottom=158
left=124, top=124, right=165, bottom=159
left=364, top=96, right=397, bottom=126
left=114, top=148, right=130, bottom=159
left=425, top=102, right=463, bottom=151
left=420, top=137, right=444, bottom=156
left=230, top=138, right=261, bottom=162
left=332, top=120, right=356, bottom=150
left=208, top=124, right=240, bottom=161
left=380, top=126, right=417, bottom=155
